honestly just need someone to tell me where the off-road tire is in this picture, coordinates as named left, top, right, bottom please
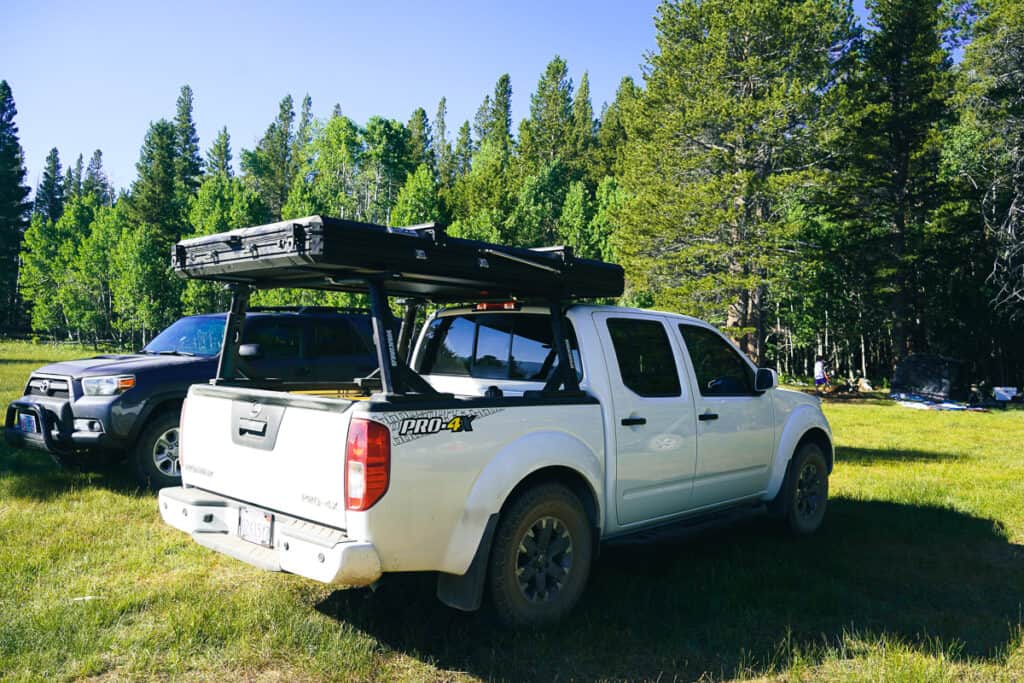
left=779, top=442, right=829, bottom=536
left=134, top=409, right=182, bottom=491
left=487, top=483, right=593, bottom=628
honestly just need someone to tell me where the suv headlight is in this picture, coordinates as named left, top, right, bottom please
left=82, top=375, right=136, bottom=396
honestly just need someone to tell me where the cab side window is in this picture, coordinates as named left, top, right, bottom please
left=678, top=324, right=755, bottom=396
left=415, top=313, right=582, bottom=381
left=606, top=318, right=681, bottom=397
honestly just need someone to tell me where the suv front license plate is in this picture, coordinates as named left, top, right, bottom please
left=18, top=413, right=38, bottom=433
left=238, top=507, right=274, bottom=547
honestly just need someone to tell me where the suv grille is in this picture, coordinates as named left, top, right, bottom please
left=26, top=376, right=71, bottom=399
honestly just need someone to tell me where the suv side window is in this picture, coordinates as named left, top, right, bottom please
left=678, top=324, right=755, bottom=396
left=309, top=318, right=370, bottom=357
left=243, top=319, right=303, bottom=358
left=606, top=318, right=681, bottom=397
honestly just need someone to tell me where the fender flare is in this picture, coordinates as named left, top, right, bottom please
left=764, top=404, right=833, bottom=500
left=438, top=429, right=603, bottom=579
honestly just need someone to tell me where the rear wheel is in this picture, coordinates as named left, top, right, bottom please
left=780, top=442, right=829, bottom=535
left=134, top=410, right=182, bottom=491
left=488, top=484, right=593, bottom=627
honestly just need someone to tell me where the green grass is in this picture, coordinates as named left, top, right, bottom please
left=1, top=340, right=1022, bottom=681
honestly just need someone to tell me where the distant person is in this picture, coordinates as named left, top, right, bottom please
left=814, top=355, right=829, bottom=394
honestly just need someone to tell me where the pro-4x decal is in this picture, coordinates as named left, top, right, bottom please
left=400, top=414, right=475, bottom=437
left=373, top=407, right=504, bottom=445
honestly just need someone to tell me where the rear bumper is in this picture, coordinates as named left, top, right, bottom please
left=158, top=486, right=381, bottom=586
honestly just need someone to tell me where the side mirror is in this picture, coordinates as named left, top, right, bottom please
left=755, top=368, right=778, bottom=392
left=238, top=343, right=262, bottom=359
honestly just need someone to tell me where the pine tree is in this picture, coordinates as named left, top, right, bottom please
left=0, top=80, right=31, bottom=329
left=453, top=121, right=473, bottom=177
left=174, top=85, right=203, bottom=196
left=292, top=94, right=314, bottom=170
left=407, top=107, right=433, bottom=172
left=241, top=94, right=295, bottom=219
left=83, top=149, right=112, bottom=205
left=829, top=0, right=951, bottom=361
left=63, top=154, right=83, bottom=201
left=517, top=57, right=574, bottom=173
left=34, top=147, right=65, bottom=222
left=206, top=127, right=233, bottom=177
left=955, top=0, right=1024, bottom=312
left=592, top=77, right=640, bottom=181
left=487, top=74, right=513, bottom=156
left=569, top=71, right=596, bottom=181
left=617, top=0, right=857, bottom=362
left=127, top=119, right=181, bottom=248
left=434, top=97, right=454, bottom=187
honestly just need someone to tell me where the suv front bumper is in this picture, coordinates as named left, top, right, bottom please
left=4, top=397, right=108, bottom=462
left=158, top=486, right=381, bottom=586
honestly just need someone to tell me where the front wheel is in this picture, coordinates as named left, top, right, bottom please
left=488, top=484, right=593, bottom=627
left=780, top=442, right=829, bottom=535
left=134, top=410, right=182, bottom=491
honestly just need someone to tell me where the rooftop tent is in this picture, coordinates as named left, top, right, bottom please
left=892, top=354, right=968, bottom=402
left=172, top=215, right=624, bottom=396
left=171, top=215, right=624, bottom=301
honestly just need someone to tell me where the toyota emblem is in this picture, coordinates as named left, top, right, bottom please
left=249, top=402, right=263, bottom=417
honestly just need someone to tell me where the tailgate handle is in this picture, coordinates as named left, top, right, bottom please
left=238, top=418, right=268, bottom=437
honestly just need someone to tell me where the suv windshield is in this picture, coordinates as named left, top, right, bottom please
left=143, top=316, right=226, bottom=357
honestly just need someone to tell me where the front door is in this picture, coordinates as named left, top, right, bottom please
left=676, top=324, right=774, bottom=508
left=594, top=313, right=698, bottom=526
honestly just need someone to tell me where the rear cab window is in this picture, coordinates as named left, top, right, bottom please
left=414, top=312, right=583, bottom=383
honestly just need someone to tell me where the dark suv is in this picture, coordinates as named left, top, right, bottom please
left=4, top=307, right=377, bottom=489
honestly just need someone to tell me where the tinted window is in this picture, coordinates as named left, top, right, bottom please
left=243, top=320, right=303, bottom=358
left=310, top=319, right=370, bottom=357
left=416, top=313, right=581, bottom=381
left=421, top=316, right=475, bottom=375
left=678, top=324, right=755, bottom=396
left=606, top=318, right=681, bottom=397
left=143, top=316, right=226, bottom=356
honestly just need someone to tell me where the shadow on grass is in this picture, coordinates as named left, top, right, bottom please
left=836, top=445, right=968, bottom=464
left=0, top=444, right=143, bottom=500
left=316, top=497, right=1024, bottom=681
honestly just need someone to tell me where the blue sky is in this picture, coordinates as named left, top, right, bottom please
left=3, top=0, right=868, bottom=193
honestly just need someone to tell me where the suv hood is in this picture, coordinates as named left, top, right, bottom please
left=32, top=353, right=216, bottom=379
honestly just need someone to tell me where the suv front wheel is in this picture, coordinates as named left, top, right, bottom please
left=134, top=410, right=182, bottom=491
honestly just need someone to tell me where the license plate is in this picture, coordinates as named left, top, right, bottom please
left=238, top=507, right=273, bottom=547
left=18, top=413, right=38, bottom=433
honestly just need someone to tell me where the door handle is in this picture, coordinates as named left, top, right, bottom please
left=698, top=412, right=719, bottom=421
left=621, top=416, right=647, bottom=426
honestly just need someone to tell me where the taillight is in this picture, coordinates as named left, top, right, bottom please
left=345, top=418, right=390, bottom=511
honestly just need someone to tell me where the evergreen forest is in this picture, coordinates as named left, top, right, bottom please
left=1, top=0, right=1022, bottom=385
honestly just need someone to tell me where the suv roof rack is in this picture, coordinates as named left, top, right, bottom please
left=171, top=215, right=623, bottom=301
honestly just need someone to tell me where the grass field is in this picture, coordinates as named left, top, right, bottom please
left=1, top=340, right=1022, bottom=682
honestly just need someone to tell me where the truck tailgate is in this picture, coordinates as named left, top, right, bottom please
left=179, top=384, right=353, bottom=530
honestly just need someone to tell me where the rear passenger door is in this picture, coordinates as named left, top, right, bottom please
left=676, top=324, right=774, bottom=508
left=594, top=312, right=698, bottom=525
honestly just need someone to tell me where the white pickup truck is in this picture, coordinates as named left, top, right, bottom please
left=158, top=216, right=833, bottom=626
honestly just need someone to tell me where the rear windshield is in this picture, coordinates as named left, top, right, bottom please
left=415, top=313, right=582, bottom=381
